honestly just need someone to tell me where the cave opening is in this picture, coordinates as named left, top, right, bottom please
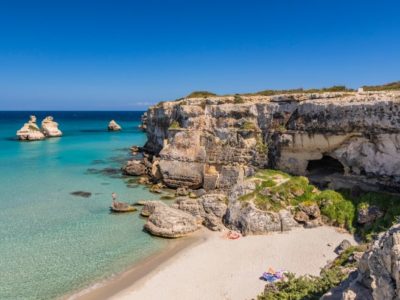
left=306, top=155, right=345, bottom=176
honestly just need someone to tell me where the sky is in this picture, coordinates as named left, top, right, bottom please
left=0, top=0, right=399, bottom=110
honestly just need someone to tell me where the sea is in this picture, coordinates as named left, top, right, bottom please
left=0, top=111, right=168, bottom=299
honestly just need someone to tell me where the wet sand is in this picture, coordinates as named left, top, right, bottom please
left=67, top=231, right=206, bottom=300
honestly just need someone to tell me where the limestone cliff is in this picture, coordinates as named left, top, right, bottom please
left=142, top=91, right=400, bottom=192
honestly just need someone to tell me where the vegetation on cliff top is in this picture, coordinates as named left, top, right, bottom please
left=251, top=85, right=353, bottom=96
left=186, top=91, right=217, bottom=98
left=363, top=81, right=400, bottom=91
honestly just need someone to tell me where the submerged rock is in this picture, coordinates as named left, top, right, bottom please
left=41, top=116, right=62, bottom=137
left=70, top=191, right=92, bottom=198
left=16, top=115, right=45, bottom=141
left=144, top=205, right=199, bottom=238
left=108, top=120, right=122, bottom=131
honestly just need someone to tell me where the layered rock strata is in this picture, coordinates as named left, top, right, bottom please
left=142, top=91, right=400, bottom=192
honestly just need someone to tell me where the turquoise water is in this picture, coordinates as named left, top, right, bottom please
left=0, top=112, right=167, bottom=300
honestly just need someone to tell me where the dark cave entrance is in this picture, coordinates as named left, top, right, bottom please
left=306, top=155, right=345, bottom=176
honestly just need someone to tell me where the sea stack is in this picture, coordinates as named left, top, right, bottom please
left=41, top=116, right=63, bottom=137
left=16, top=115, right=46, bottom=141
left=108, top=120, right=122, bottom=131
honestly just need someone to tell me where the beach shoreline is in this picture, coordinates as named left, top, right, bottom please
left=68, top=226, right=356, bottom=300
left=66, top=230, right=206, bottom=300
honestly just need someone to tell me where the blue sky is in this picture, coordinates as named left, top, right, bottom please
left=0, top=0, right=399, bottom=110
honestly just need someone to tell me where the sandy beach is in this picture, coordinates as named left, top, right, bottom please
left=77, top=226, right=356, bottom=300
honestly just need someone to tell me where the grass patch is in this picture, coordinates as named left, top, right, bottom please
left=241, top=121, right=257, bottom=131
left=314, top=190, right=355, bottom=231
left=363, top=81, right=400, bottom=91
left=186, top=91, right=217, bottom=98
left=168, top=120, right=181, bottom=129
left=234, top=94, right=245, bottom=104
left=251, top=86, right=353, bottom=96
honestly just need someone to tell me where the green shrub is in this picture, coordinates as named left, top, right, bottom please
left=258, top=268, right=345, bottom=300
left=234, top=94, right=245, bottom=104
left=186, top=91, right=217, bottom=98
left=241, top=121, right=257, bottom=130
left=258, top=245, right=365, bottom=300
left=314, top=190, right=355, bottom=231
left=168, top=120, right=181, bottom=129
left=254, top=86, right=353, bottom=96
left=363, top=81, right=400, bottom=91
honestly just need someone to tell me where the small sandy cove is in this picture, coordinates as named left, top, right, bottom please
left=80, top=226, right=353, bottom=300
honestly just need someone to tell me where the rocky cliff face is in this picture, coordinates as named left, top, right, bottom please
left=143, top=91, right=400, bottom=192
left=323, top=223, right=400, bottom=300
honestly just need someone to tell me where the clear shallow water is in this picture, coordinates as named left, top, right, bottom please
left=0, top=112, right=167, bottom=300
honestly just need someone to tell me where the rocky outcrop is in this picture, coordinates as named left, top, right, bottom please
left=139, top=112, right=148, bottom=131
left=224, top=180, right=298, bottom=235
left=142, top=91, right=400, bottom=192
left=16, top=115, right=45, bottom=141
left=144, top=204, right=199, bottom=238
left=41, top=116, right=62, bottom=137
left=323, top=223, right=400, bottom=300
left=108, top=120, right=122, bottom=131
left=174, top=193, right=228, bottom=231
left=122, top=160, right=146, bottom=176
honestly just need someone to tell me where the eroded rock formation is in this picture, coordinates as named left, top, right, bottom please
left=41, top=116, right=62, bottom=137
left=16, top=115, right=45, bottom=141
left=142, top=91, right=400, bottom=192
left=108, top=120, right=122, bottom=131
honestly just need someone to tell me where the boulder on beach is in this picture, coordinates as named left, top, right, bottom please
left=144, top=205, right=199, bottom=238
left=108, top=120, right=122, bottom=131
left=16, top=115, right=45, bottom=141
left=41, top=116, right=62, bottom=137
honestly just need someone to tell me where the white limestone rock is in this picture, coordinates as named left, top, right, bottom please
left=108, top=120, right=122, bottom=131
left=41, top=116, right=62, bottom=137
left=16, top=115, right=45, bottom=141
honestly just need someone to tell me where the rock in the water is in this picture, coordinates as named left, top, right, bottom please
left=122, top=160, right=146, bottom=176
left=176, top=187, right=189, bottom=196
left=144, top=205, right=199, bottom=238
left=16, top=115, right=45, bottom=141
left=357, top=205, right=384, bottom=224
left=108, top=120, right=122, bottom=131
left=149, top=183, right=163, bottom=193
left=70, top=191, right=92, bottom=198
left=41, top=116, right=62, bottom=137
